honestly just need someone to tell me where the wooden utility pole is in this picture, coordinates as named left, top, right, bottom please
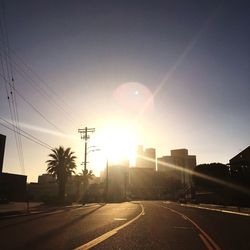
left=78, top=127, right=95, bottom=171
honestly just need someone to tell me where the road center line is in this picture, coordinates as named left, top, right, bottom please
left=74, top=203, right=145, bottom=250
left=182, top=215, right=188, bottom=220
left=157, top=204, right=221, bottom=250
left=199, top=233, right=213, bottom=250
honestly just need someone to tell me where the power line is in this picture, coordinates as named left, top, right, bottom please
left=0, top=44, right=79, bottom=126
left=0, top=1, right=25, bottom=173
left=0, top=117, right=52, bottom=150
left=0, top=48, right=79, bottom=126
left=0, top=72, right=65, bottom=133
left=15, top=53, right=79, bottom=124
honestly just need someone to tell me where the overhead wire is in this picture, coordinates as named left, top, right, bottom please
left=0, top=1, right=25, bottom=173
left=0, top=3, right=80, bottom=149
left=0, top=44, right=79, bottom=126
left=0, top=71, right=65, bottom=133
left=0, top=1, right=86, bottom=173
left=0, top=118, right=52, bottom=150
left=2, top=2, right=25, bottom=173
left=13, top=50, right=79, bottom=125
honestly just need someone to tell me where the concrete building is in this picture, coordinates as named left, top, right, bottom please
left=136, top=145, right=145, bottom=168
left=157, top=148, right=196, bottom=187
left=144, top=148, right=156, bottom=170
left=105, top=160, right=129, bottom=202
left=129, top=167, right=164, bottom=199
left=136, top=145, right=156, bottom=170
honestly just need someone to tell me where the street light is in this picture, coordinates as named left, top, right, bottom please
left=80, top=146, right=100, bottom=168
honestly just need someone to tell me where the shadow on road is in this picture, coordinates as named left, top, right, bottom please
left=0, top=204, right=104, bottom=229
left=20, top=203, right=106, bottom=249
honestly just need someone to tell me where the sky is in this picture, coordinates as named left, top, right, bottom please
left=0, top=0, right=249, bottom=182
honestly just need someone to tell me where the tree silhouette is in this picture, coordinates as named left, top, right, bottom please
left=46, top=146, right=76, bottom=201
left=81, top=169, right=94, bottom=192
left=78, top=168, right=94, bottom=202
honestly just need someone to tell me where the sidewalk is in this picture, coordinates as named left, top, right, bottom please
left=0, top=202, right=83, bottom=218
left=179, top=202, right=250, bottom=216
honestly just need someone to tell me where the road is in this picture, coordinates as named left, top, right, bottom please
left=1, top=201, right=250, bottom=250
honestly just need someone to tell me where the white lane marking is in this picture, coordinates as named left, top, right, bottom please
left=180, top=203, right=250, bottom=217
left=199, top=233, right=213, bottom=250
left=74, top=203, right=145, bottom=250
left=43, top=209, right=65, bottom=215
left=174, top=226, right=191, bottom=230
left=76, top=205, right=101, bottom=210
left=113, top=218, right=127, bottom=221
left=163, top=201, right=171, bottom=204
left=157, top=204, right=221, bottom=250
left=112, top=207, right=137, bottom=210
left=182, top=215, right=188, bottom=220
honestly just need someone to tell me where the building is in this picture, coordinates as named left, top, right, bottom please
left=230, top=146, right=250, bottom=188
left=136, top=145, right=156, bottom=170
left=29, top=172, right=101, bottom=202
left=230, top=146, right=250, bottom=167
left=105, top=160, right=129, bottom=202
left=0, top=134, right=27, bottom=202
left=28, top=174, right=58, bottom=201
left=38, top=173, right=56, bottom=184
left=144, top=148, right=156, bottom=170
left=0, top=134, right=6, bottom=173
left=129, top=167, right=163, bottom=199
left=136, top=145, right=144, bottom=168
left=157, top=148, right=196, bottom=187
left=0, top=173, right=27, bottom=201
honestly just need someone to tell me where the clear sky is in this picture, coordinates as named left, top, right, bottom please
left=0, top=0, right=249, bottom=182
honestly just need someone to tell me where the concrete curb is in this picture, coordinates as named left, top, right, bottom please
left=0, top=203, right=84, bottom=219
left=179, top=202, right=250, bottom=217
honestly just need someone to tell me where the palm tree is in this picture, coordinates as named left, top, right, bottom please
left=81, top=168, right=94, bottom=192
left=78, top=168, right=94, bottom=202
left=46, top=146, right=76, bottom=201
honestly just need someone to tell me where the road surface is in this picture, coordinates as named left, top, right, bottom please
left=1, top=201, right=250, bottom=249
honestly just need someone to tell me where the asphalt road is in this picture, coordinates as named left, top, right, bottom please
left=0, top=201, right=250, bottom=250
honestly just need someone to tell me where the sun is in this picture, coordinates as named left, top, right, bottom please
left=94, top=125, right=137, bottom=166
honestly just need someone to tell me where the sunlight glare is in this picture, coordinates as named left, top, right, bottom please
left=96, top=126, right=137, bottom=166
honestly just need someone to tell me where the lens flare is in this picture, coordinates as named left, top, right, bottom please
left=113, top=82, right=154, bottom=113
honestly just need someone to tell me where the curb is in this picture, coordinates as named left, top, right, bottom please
left=0, top=203, right=84, bottom=219
left=179, top=203, right=250, bottom=217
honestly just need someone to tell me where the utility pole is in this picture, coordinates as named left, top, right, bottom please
left=78, top=127, right=95, bottom=171
left=105, top=159, right=109, bottom=202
